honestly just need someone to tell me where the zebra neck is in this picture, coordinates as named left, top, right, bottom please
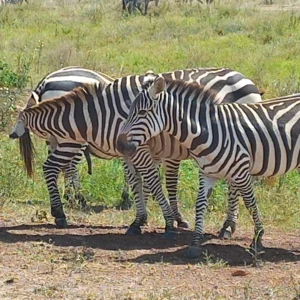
left=166, top=97, right=220, bottom=152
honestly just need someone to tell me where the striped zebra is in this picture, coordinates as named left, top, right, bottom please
left=117, top=77, right=300, bottom=258
left=0, top=0, right=28, bottom=5
left=26, top=67, right=114, bottom=207
left=10, top=68, right=262, bottom=236
left=122, top=0, right=159, bottom=15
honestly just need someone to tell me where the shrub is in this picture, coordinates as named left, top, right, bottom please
left=0, top=60, right=29, bottom=89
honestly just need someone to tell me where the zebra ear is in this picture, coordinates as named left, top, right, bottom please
left=149, top=77, right=166, bottom=100
left=26, top=91, right=39, bottom=108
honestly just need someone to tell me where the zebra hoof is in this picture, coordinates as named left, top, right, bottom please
left=55, top=218, right=68, bottom=228
left=177, top=221, right=189, bottom=229
left=125, top=226, right=141, bottom=235
left=162, top=230, right=177, bottom=240
left=218, top=228, right=232, bottom=240
left=186, top=246, right=202, bottom=259
left=248, top=240, right=265, bottom=256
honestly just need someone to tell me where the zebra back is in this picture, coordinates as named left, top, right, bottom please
left=32, top=66, right=114, bottom=102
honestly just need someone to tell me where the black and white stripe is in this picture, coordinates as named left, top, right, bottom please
left=118, top=77, right=300, bottom=257
left=11, top=68, right=262, bottom=236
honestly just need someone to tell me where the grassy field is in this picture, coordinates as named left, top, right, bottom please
left=0, top=0, right=300, bottom=299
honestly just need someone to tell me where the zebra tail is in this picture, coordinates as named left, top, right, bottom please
left=84, top=147, right=92, bottom=175
left=19, top=128, right=35, bottom=178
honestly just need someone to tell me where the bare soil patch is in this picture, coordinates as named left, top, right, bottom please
left=0, top=217, right=299, bottom=299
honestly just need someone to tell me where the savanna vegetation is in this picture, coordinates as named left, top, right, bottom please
left=0, top=0, right=300, bottom=299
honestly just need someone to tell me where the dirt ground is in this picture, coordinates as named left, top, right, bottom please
left=0, top=215, right=299, bottom=300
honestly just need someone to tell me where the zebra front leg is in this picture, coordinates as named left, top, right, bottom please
left=164, top=159, right=189, bottom=228
left=233, top=175, right=265, bottom=255
left=187, top=175, right=217, bottom=259
left=137, top=164, right=176, bottom=238
left=123, top=159, right=147, bottom=235
left=43, top=143, right=83, bottom=228
left=218, top=183, right=239, bottom=239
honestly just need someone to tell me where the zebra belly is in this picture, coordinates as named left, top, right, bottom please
left=88, top=144, right=118, bottom=160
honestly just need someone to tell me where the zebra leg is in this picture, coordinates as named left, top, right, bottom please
left=120, top=160, right=134, bottom=210
left=144, top=0, right=149, bottom=14
left=141, top=165, right=176, bottom=237
left=234, top=175, right=265, bottom=255
left=123, top=159, right=147, bottom=235
left=43, top=143, right=83, bottom=228
left=131, top=149, right=176, bottom=237
left=62, top=158, right=87, bottom=208
left=164, top=159, right=189, bottom=228
left=187, top=175, right=217, bottom=259
left=47, top=136, right=86, bottom=208
left=218, top=183, right=239, bottom=239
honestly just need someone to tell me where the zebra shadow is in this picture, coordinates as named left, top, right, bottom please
left=0, top=224, right=195, bottom=251
left=127, top=243, right=300, bottom=266
left=1, top=224, right=299, bottom=265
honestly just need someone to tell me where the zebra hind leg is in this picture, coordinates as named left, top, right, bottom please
left=235, top=175, right=265, bottom=256
left=119, top=162, right=134, bottom=210
left=218, top=183, right=239, bottom=239
left=164, top=159, right=189, bottom=228
left=63, top=150, right=87, bottom=209
left=43, top=162, right=67, bottom=228
left=44, top=143, right=83, bottom=227
left=186, top=175, right=217, bottom=259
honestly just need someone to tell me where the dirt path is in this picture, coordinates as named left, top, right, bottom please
left=0, top=220, right=299, bottom=299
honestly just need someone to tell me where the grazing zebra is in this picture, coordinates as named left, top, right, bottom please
left=26, top=67, right=114, bottom=207
left=0, top=0, right=28, bottom=5
left=10, top=68, right=262, bottom=236
left=117, top=77, right=300, bottom=257
left=122, top=0, right=159, bottom=15
left=182, top=0, right=213, bottom=4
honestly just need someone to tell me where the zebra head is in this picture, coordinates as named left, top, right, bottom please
left=117, top=77, right=166, bottom=157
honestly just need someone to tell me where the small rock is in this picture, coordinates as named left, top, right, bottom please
left=231, top=270, right=249, bottom=277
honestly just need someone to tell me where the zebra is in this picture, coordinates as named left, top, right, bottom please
left=25, top=66, right=115, bottom=207
left=0, top=0, right=28, bottom=5
left=117, top=77, right=300, bottom=258
left=10, top=68, right=262, bottom=237
left=182, top=0, right=213, bottom=4
left=122, top=0, right=159, bottom=15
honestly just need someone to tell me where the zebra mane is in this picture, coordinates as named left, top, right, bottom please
left=148, top=78, right=219, bottom=104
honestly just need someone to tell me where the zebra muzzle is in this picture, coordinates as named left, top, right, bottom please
left=117, top=133, right=137, bottom=157
left=9, top=132, right=19, bottom=139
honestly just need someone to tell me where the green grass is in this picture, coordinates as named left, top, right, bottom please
left=0, top=0, right=300, bottom=232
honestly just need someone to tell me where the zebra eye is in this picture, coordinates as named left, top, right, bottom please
left=139, top=109, right=147, bottom=116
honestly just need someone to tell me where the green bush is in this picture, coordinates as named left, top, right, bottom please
left=0, top=60, right=29, bottom=89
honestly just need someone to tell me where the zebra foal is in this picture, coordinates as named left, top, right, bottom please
left=117, top=77, right=300, bottom=258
